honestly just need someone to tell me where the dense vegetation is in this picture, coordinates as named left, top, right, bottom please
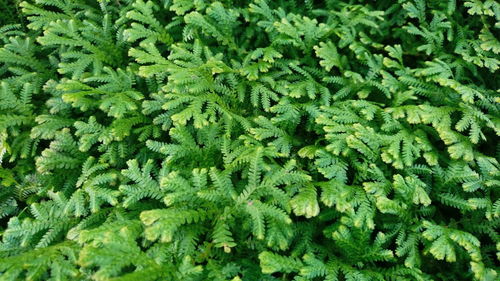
left=0, top=0, right=499, bottom=280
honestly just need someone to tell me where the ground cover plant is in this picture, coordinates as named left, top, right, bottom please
left=0, top=0, right=499, bottom=280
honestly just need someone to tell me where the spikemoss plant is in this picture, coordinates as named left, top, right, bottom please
left=0, top=0, right=499, bottom=280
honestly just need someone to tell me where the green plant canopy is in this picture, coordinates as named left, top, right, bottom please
left=0, top=0, right=499, bottom=280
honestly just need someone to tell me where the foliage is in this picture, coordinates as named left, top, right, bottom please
left=0, top=0, right=499, bottom=280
